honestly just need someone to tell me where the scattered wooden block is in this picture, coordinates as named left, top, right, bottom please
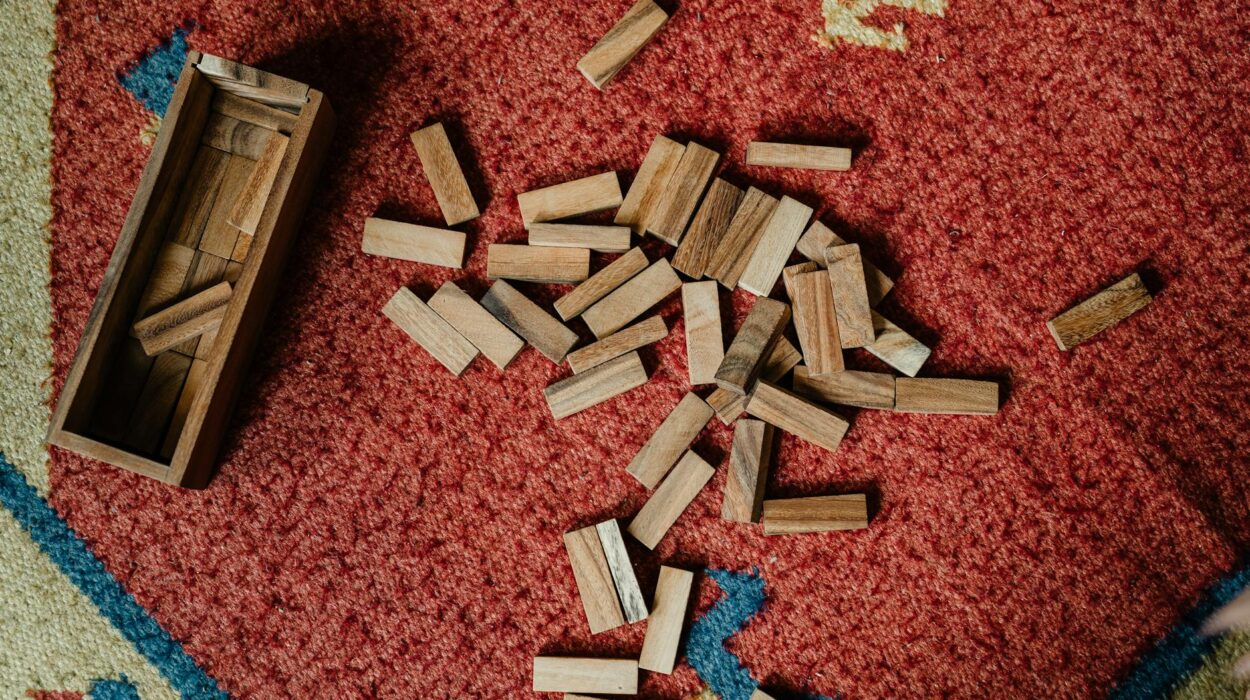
left=210, top=90, right=298, bottom=133
left=486, top=243, right=591, bottom=284
left=132, top=282, right=232, bottom=357
left=595, top=519, right=648, bottom=623
left=195, top=153, right=252, bottom=259
left=481, top=280, right=580, bottom=363
left=529, top=223, right=632, bottom=253
left=745, top=142, right=852, bottom=171
left=671, top=178, right=745, bottom=278
left=646, top=142, right=720, bottom=245
left=168, top=147, right=229, bottom=248
left=863, top=311, right=931, bottom=377
left=738, top=195, right=813, bottom=296
left=707, top=336, right=801, bottom=424
left=762, top=494, right=869, bottom=535
left=554, top=247, right=649, bottom=321
left=745, top=380, right=849, bottom=453
left=567, top=315, right=667, bottom=374
left=544, top=352, right=649, bottom=419
left=518, top=172, right=622, bottom=228
left=714, top=297, right=791, bottom=396
left=781, top=261, right=820, bottom=300
left=410, top=122, right=479, bottom=226
left=824, top=244, right=874, bottom=348
left=135, top=242, right=195, bottom=319
left=615, top=135, right=686, bottom=235
left=576, top=0, right=669, bottom=88
left=796, top=220, right=894, bottom=306
left=627, top=451, right=714, bottom=549
left=383, top=287, right=479, bottom=375
left=200, top=113, right=272, bottom=160
left=426, top=281, right=524, bottom=370
left=894, top=378, right=999, bottom=415
left=361, top=217, right=466, bottom=268
left=582, top=258, right=681, bottom=337
left=533, top=657, right=638, bottom=695
left=682, top=281, right=723, bottom=385
left=125, top=351, right=194, bottom=454
left=626, top=393, right=715, bottom=489
left=227, top=129, right=289, bottom=235
left=705, top=187, right=779, bottom=288
left=721, top=419, right=775, bottom=523
left=160, top=357, right=209, bottom=459
left=638, top=566, right=694, bottom=674
left=793, top=366, right=895, bottom=410
left=1047, top=272, right=1152, bottom=350
left=563, top=524, right=626, bottom=634
left=790, top=271, right=845, bottom=375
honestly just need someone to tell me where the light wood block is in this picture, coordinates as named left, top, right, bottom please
left=211, top=90, right=298, bottom=132
left=183, top=250, right=230, bottom=295
left=627, top=451, right=714, bottom=549
left=481, top=280, right=579, bottom=363
left=132, top=281, right=232, bottom=356
left=738, top=196, right=813, bottom=296
left=646, top=142, right=720, bottom=245
left=682, top=282, right=723, bottom=386
left=750, top=690, right=779, bottom=700
left=615, top=135, right=686, bottom=235
left=595, top=519, right=648, bottom=623
left=762, top=494, right=869, bottom=535
left=745, top=381, right=849, bottom=453
left=382, top=287, right=479, bottom=375
left=563, top=524, right=626, bottom=634
left=791, top=271, right=845, bottom=375
left=721, top=419, right=775, bottom=523
left=894, top=378, right=999, bottom=415
left=582, top=258, right=681, bottom=337
left=707, top=336, right=801, bottom=424
left=864, top=311, right=930, bottom=377
left=705, top=187, right=779, bottom=288
left=793, top=366, right=895, bottom=410
left=714, top=297, right=790, bottom=395
left=361, top=217, right=466, bottom=268
left=529, top=223, right=631, bottom=253
left=1047, top=272, right=1152, bottom=350
left=426, top=281, right=524, bottom=370
left=577, top=0, right=669, bottom=88
left=796, top=220, right=893, bottom=306
left=410, top=122, right=480, bottom=226
left=517, top=171, right=622, bottom=227
left=196, top=54, right=310, bottom=110
left=135, top=242, right=195, bottom=319
left=533, top=657, right=638, bottom=695
left=227, top=128, right=288, bottom=235
left=567, top=315, right=667, bottom=374
left=554, top=247, right=649, bottom=321
left=638, top=566, right=693, bottom=674
left=168, top=146, right=229, bottom=248
left=781, top=261, right=820, bottom=301
left=626, top=393, right=714, bottom=489
left=196, top=153, right=252, bottom=259
left=746, top=142, right=853, bottom=171
left=160, top=357, right=209, bottom=459
left=125, top=351, right=193, bottom=454
left=672, top=178, right=744, bottom=278
left=825, top=244, right=874, bottom=348
left=200, top=113, right=272, bottom=160
left=486, top=244, right=591, bottom=284
left=544, top=352, right=649, bottom=419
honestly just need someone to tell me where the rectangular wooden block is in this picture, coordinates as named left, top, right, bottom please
left=125, top=351, right=193, bottom=454
left=894, top=378, right=999, bottom=415
left=790, top=271, right=845, bottom=375
left=705, top=187, right=779, bottom=289
left=671, top=178, right=744, bottom=278
left=563, top=524, right=626, bottom=634
left=638, top=566, right=694, bottom=674
left=132, top=281, right=232, bottom=356
left=738, top=195, right=813, bottom=296
left=707, top=336, right=801, bottom=424
left=210, top=90, right=298, bottom=132
left=825, top=244, right=874, bottom=348
left=544, top=352, right=649, bottom=419
left=382, top=287, right=479, bottom=375
left=781, top=261, right=820, bottom=301
left=714, top=296, right=791, bottom=395
left=646, top=141, right=720, bottom=245
left=595, top=519, right=648, bottom=623
left=410, top=122, right=479, bottom=226
left=627, top=451, right=714, bottom=549
left=195, top=153, right=253, bottom=259
left=796, top=220, right=893, bottom=306
left=582, top=258, right=681, bottom=337
left=200, top=113, right=272, bottom=160
left=1047, top=272, right=1152, bottom=350
left=180, top=251, right=231, bottom=358
left=518, top=171, right=622, bottom=227
left=793, top=366, right=895, bottom=410
left=486, top=243, right=591, bottom=284
left=361, top=217, right=466, bottom=268
left=160, top=357, right=209, bottom=459
left=626, top=393, right=715, bottom=489
left=750, top=690, right=779, bottom=700
left=745, top=381, right=850, bottom=453
left=746, top=142, right=853, bottom=171
left=615, top=135, right=686, bottom=235
left=762, top=494, right=869, bottom=535
left=682, top=281, right=723, bottom=385
left=227, top=128, right=289, bottom=235
left=721, top=419, right=775, bottom=523
left=554, top=247, right=649, bottom=321
left=91, top=340, right=155, bottom=443
left=577, top=0, right=669, bottom=88
left=168, top=146, right=229, bottom=248
left=529, top=223, right=632, bottom=253
left=135, top=242, right=195, bottom=319
left=481, top=280, right=579, bottom=363
left=426, top=281, right=524, bottom=370
left=567, top=315, right=667, bottom=374
left=864, top=311, right=931, bottom=377
left=532, top=657, right=638, bottom=695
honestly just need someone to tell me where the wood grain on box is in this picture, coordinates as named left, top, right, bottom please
left=790, top=271, right=844, bottom=375
left=576, top=0, right=669, bottom=89
left=361, top=217, right=466, bottom=268
left=410, top=122, right=479, bottom=226
left=426, top=281, right=524, bottom=370
left=864, top=311, right=930, bottom=377
left=529, top=223, right=631, bottom=253
left=894, top=378, right=999, bottom=415
left=762, top=494, right=869, bottom=535
left=628, top=451, right=714, bottom=549
left=722, top=418, right=775, bottom=523
left=616, top=135, right=685, bottom=235
left=518, top=171, right=622, bottom=227
left=544, top=352, right=649, bottom=419
left=671, top=178, right=744, bottom=278
left=682, top=281, right=723, bottom=385
left=595, top=519, right=648, bottom=623
left=554, top=247, right=649, bottom=320
left=715, top=296, right=790, bottom=395
left=481, top=280, right=579, bottom=363
left=563, top=524, right=626, bottom=634
left=793, top=366, right=895, bottom=410
left=383, top=287, right=479, bottom=375
left=825, top=244, right=874, bottom=348
left=582, top=258, right=681, bottom=337
left=646, top=141, right=720, bottom=245
left=705, top=187, right=779, bottom=289
left=638, top=566, right=693, bottom=674
left=566, top=315, right=667, bottom=374
left=707, top=336, right=800, bottom=424
left=738, top=195, right=813, bottom=296
left=532, top=657, right=638, bottom=695
left=626, top=393, right=714, bottom=489
left=796, top=220, right=893, bottom=306
left=746, top=381, right=849, bottom=453
left=746, top=142, right=852, bottom=171
left=1047, top=272, right=1152, bottom=350
left=486, top=243, right=590, bottom=283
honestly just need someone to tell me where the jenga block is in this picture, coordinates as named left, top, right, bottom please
left=544, top=352, right=649, bottom=419
left=595, top=519, right=648, bottom=623
left=125, top=351, right=193, bottom=454
left=863, top=311, right=930, bottom=377
left=705, top=187, right=780, bottom=288
left=746, top=142, right=853, bottom=172
left=168, top=146, right=229, bottom=248
left=210, top=90, right=298, bottom=132
left=646, top=142, right=721, bottom=245
left=563, top=524, right=626, bottom=634
left=361, top=217, right=466, bottom=268
left=529, top=223, right=631, bottom=253
left=582, top=258, right=681, bottom=337
left=682, top=281, right=723, bottom=385
left=160, top=357, right=209, bottom=459
left=627, top=393, right=714, bottom=489
left=750, top=690, right=779, bottom=700
left=714, top=297, right=791, bottom=395
left=627, top=451, right=714, bottom=549
left=223, top=260, right=244, bottom=285
left=707, top=336, right=801, bottom=424
left=410, top=122, right=480, bottom=226
left=196, top=153, right=253, bottom=258
left=638, top=566, right=694, bottom=674
left=486, top=243, right=591, bottom=284
left=228, top=231, right=252, bottom=263
left=533, top=657, right=638, bottom=695
left=227, top=129, right=289, bottom=235
left=615, top=135, right=686, bottom=235
left=793, top=366, right=895, bottom=410
left=824, top=244, right=874, bottom=348
left=781, top=261, right=820, bottom=301
left=567, top=315, right=667, bottom=373
left=132, top=282, right=232, bottom=357
left=200, top=113, right=272, bottom=160
left=427, top=281, right=525, bottom=370
left=577, top=0, right=669, bottom=88
left=90, top=339, right=154, bottom=443
left=1047, top=272, right=1152, bottom=350
left=895, top=378, right=999, bottom=415
left=738, top=195, right=813, bottom=296
left=672, top=178, right=745, bottom=278
left=721, top=419, right=775, bottom=523
left=790, top=271, right=844, bottom=375
left=382, top=287, right=479, bottom=375
left=180, top=251, right=232, bottom=358
left=796, top=221, right=893, bottom=306
left=518, top=172, right=623, bottom=228
left=554, top=247, right=649, bottom=321
left=745, top=381, right=850, bottom=453
left=481, top=280, right=580, bottom=363
left=135, top=242, right=195, bottom=319
left=762, top=494, right=869, bottom=535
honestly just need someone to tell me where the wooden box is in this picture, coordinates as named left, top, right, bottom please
left=48, top=52, right=335, bottom=488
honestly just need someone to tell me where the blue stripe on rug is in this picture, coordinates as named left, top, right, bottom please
left=117, top=26, right=190, bottom=117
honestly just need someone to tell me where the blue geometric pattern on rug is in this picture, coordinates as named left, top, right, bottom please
left=117, top=26, right=190, bottom=117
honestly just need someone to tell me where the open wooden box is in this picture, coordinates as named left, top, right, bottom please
left=48, top=52, right=335, bottom=488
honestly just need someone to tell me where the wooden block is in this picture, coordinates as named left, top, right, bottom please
left=132, top=282, right=232, bottom=356
left=762, top=494, right=869, bottom=535
left=223, top=260, right=244, bottom=285
left=638, top=566, right=694, bottom=674
left=824, top=244, right=874, bottom=348
left=738, top=196, right=813, bottom=296
left=714, top=297, right=791, bottom=396
left=517, top=171, right=622, bottom=228
left=544, top=352, right=649, bottom=419
left=793, top=366, right=895, bottom=410
left=705, top=187, right=779, bottom=288
left=563, top=525, right=626, bottom=634
left=721, top=419, right=775, bottom=523
left=532, top=657, right=638, bottom=695
left=1047, top=272, right=1152, bottom=350
left=135, top=242, right=195, bottom=319
left=781, top=261, right=820, bottom=301
left=168, top=146, right=229, bottom=248
left=90, top=339, right=154, bottom=443
left=894, top=378, right=999, bottom=415
left=196, top=153, right=253, bottom=259
left=627, top=451, right=714, bottom=549
left=426, top=281, right=524, bottom=370
left=576, top=0, right=669, bottom=89
left=796, top=220, right=893, bottom=306
left=555, top=247, right=649, bottom=321
left=361, top=217, right=466, bottom=268
left=682, top=281, right=723, bottom=385
left=529, top=223, right=631, bottom=253
left=481, top=281, right=580, bottom=363
left=863, top=311, right=930, bottom=377
left=211, top=90, right=298, bottom=132
left=745, top=381, right=850, bottom=453
left=160, top=357, right=209, bottom=459
left=125, top=351, right=193, bottom=454
left=582, top=258, right=681, bottom=337
left=646, top=142, right=721, bottom=245
left=595, top=520, right=648, bottom=623
left=707, top=336, right=801, bottom=424
left=672, top=178, right=745, bottom=278
left=746, top=142, right=853, bottom=171
left=790, top=271, right=844, bottom=375
left=486, top=244, right=590, bottom=284
left=410, top=122, right=479, bottom=226
left=183, top=250, right=230, bottom=295
left=200, top=113, right=273, bottom=160
left=382, top=287, right=479, bottom=375
left=750, top=690, right=779, bottom=700
left=567, top=315, right=667, bottom=374
left=626, top=393, right=715, bottom=489
left=227, top=129, right=289, bottom=235
left=228, top=229, right=252, bottom=263
left=615, top=135, right=686, bottom=235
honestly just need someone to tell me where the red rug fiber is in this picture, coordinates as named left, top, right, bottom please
left=47, top=0, right=1250, bottom=697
